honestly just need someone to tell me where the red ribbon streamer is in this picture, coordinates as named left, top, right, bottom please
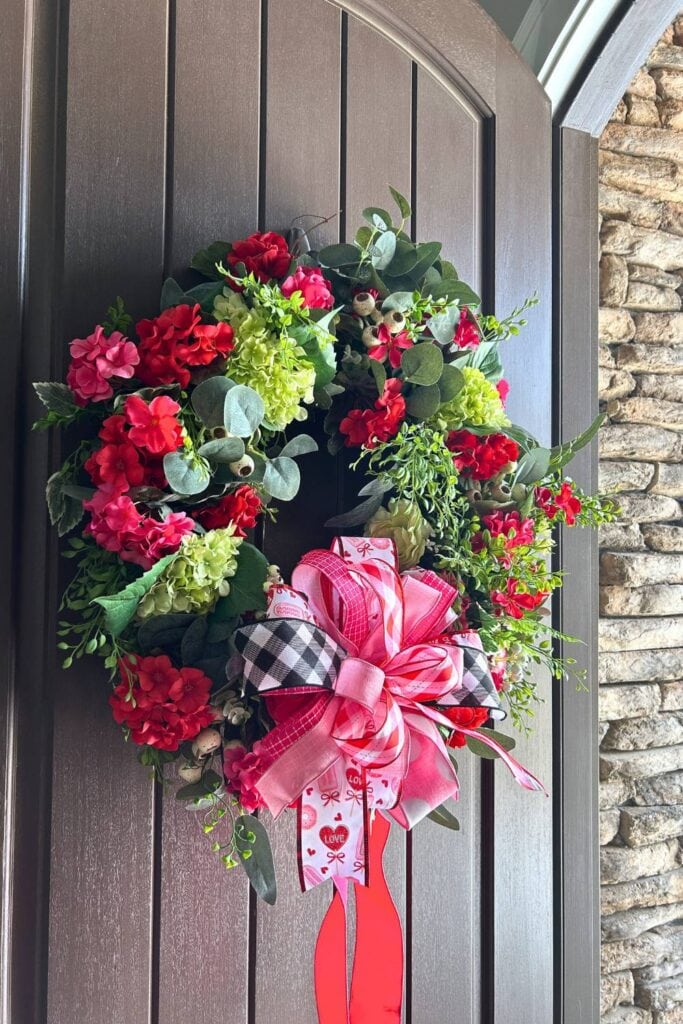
left=314, top=815, right=403, bottom=1024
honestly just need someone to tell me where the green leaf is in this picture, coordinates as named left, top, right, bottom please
left=192, top=376, right=236, bottom=428
left=438, top=259, right=459, bottom=281
left=293, top=327, right=337, bottom=388
left=362, top=206, right=392, bottom=230
left=137, top=612, right=198, bottom=652
left=160, top=277, right=187, bottom=310
left=426, top=305, right=459, bottom=347
left=224, top=385, right=265, bottom=437
left=181, top=615, right=209, bottom=666
left=317, top=243, right=360, bottom=268
left=401, top=343, right=443, bottom=386
left=357, top=476, right=393, bottom=498
left=163, top=451, right=211, bottom=495
left=197, top=437, right=245, bottom=463
left=389, top=186, right=411, bottom=220
left=217, top=542, right=269, bottom=618
left=438, top=364, right=464, bottom=402
left=410, top=241, right=442, bottom=282
left=427, top=804, right=460, bottom=831
left=368, top=357, right=386, bottom=396
left=355, top=225, right=373, bottom=248
left=430, top=280, right=480, bottom=306
left=465, top=728, right=517, bottom=759
left=381, top=291, right=415, bottom=313
left=405, top=383, right=442, bottom=420
left=279, top=434, right=318, bottom=458
left=33, top=382, right=78, bottom=416
left=191, top=240, right=231, bottom=280
left=550, top=413, right=605, bottom=470
left=184, top=281, right=226, bottom=312
left=514, top=447, right=551, bottom=486
left=176, top=770, right=223, bottom=802
left=467, top=340, right=503, bottom=381
left=235, top=814, right=277, bottom=905
left=387, top=239, right=420, bottom=276
left=325, top=494, right=383, bottom=528
left=504, top=423, right=540, bottom=451
left=486, top=728, right=516, bottom=752
left=46, top=472, right=85, bottom=536
left=369, top=230, right=396, bottom=270
left=93, top=554, right=175, bottom=637
left=263, top=456, right=301, bottom=501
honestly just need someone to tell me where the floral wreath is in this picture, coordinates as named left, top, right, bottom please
left=36, top=188, right=614, bottom=1020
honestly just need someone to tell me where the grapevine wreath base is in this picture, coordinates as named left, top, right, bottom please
left=35, top=189, right=613, bottom=1021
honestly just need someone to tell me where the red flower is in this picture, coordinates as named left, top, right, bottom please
left=124, top=394, right=183, bottom=455
left=84, top=490, right=194, bottom=569
left=446, top=430, right=519, bottom=480
left=482, top=511, right=535, bottom=549
left=136, top=304, right=201, bottom=387
left=89, top=441, right=145, bottom=494
left=443, top=706, right=489, bottom=747
left=339, top=378, right=406, bottom=450
left=223, top=742, right=266, bottom=813
left=178, top=321, right=234, bottom=367
left=368, top=323, right=414, bottom=369
left=452, top=307, right=480, bottom=349
left=281, top=265, right=334, bottom=310
left=110, top=655, right=214, bottom=751
left=227, top=231, right=291, bottom=283
left=67, top=326, right=139, bottom=405
left=491, top=578, right=548, bottom=619
left=192, top=485, right=262, bottom=535
left=534, top=481, right=582, bottom=525
left=98, top=414, right=128, bottom=444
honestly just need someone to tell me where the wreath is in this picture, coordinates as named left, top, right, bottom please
left=35, top=188, right=614, bottom=1017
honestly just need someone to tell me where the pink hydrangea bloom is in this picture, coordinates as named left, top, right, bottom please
left=67, top=325, right=139, bottom=405
left=223, top=742, right=266, bottom=813
left=83, top=490, right=193, bottom=569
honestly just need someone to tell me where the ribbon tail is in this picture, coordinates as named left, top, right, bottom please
left=456, top=726, right=547, bottom=793
left=314, top=883, right=350, bottom=1024
left=349, top=815, right=403, bottom=1024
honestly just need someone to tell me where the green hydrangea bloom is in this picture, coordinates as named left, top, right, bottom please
left=436, top=366, right=509, bottom=430
left=214, top=289, right=316, bottom=431
left=137, top=527, right=242, bottom=620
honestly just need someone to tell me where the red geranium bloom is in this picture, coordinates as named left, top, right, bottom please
left=446, top=430, right=519, bottom=480
left=443, top=706, right=489, bottom=747
left=491, top=578, right=548, bottom=619
left=227, top=231, right=291, bottom=282
left=136, top=304, right=202, bottom=387
left=281, top=265, right=335, bottom=310
left=192, top=485, right=262, bottom=535
left=124, top=394, right=184, bottom=455
left=98, top=414, right=128, bottom=444
left=452, top=307, right=480, bottom=349
left=223, top=742, right=267, bottom=812
left=535, top=481, right=581, bottom=525
left=110, top=655, right=214, bottom=751
left=368, top=323, right=414, bottom=369
left=177, top=321, right=234, bottom=367
left=89, top=441, right=145, bottom=493
left=482, top=511, right=535, bottom=549
left=340, top=379, right=406, bottom=450
left=83, top=490, right=193, bottom=569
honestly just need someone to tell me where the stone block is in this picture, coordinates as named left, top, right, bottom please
left=600, top=649, right=683, bottom=684
left=634, top=770, right=683, bottom=805
left=601, top=307, right=637, bottom=341
left=600, top=745, right=683, bottom=781
left=601, top=921, right=683, bottom=973
left=603, top=902, right=683, bottom=941
left=617, top=345, right=683, bottom=375
left=634, top=314, right=683, bottom=344
left=658, top=98, right=683, bottom=130
left=601, top=776, right=634, bottom=810
left=600, top=461, right=656, bottom=493
left=601, top=1010, right=652, bottom=1024
left=601, top=367, right=637, bottom=401
left=620, top=804, right=683, bottom=845
left=601, top=839, right=680, bottom=885
left=602, top=342, right=618, bottom=368
left=608, top=399, right=683, bottom=430
left=652, top=69, right=683, bottom=101
left=602, top=124, right=683, bottom=165
left=600, top=524, right=647, bottom=552
left=599, top=617, right=683, bottom=651
left=652, top=1006, right=683, bottom=1023
left=600, top=585, right=683, bottom=617
left=602, top=253, right=630, bottom=305
left=629, top=69, right=658, bottom=100
left=650, top=464, right=683, bottom=497
left=636, top=959, right=683, bottom=983
left=600, top=184, right=663, bottom=229
left=648, top=46, right=683, bottom=71
left=662, top=203, right=683, bottom=237
left=661, top=682, right=683, bottom=711
left=599, top=425, right=683, bottom=462
left=626, top=283, right=682, bottom=312
left=602, top=970, right=635, bottom=1015
left=626, top=96, right=661, bottom=127
left=600, top=150, right=683, bottom=203
left=603, top=714, right=683, bottom=751
left=601, top=553, right=683, bottom=587
left=642, top=526, right=683, bottom=552
left=602, top=808, right=622, bottom=845
left=600, top=684, right=661, bottom=720
left=637, top=972, right=683, bottom=1011
left=602, top=869, right=683, bottom=915
left=629, top=265, right=682, bottom=289
left=637, top=375, right=683, bottom=402
left=611, top=98, right=628, bottom=124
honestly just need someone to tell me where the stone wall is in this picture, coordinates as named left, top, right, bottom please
left=599, top=17, right=683, bottom=1024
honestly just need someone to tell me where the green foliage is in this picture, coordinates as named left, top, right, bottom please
left=93, top=554, right=176, bottom=637
left=235, top=814, right=277, bottom=905
left=427, top=804, right=460, bottom=831
left=191, top=240, right=231, bottom=280
left=163, top=450, right=211, bottom=495
left=101, top=296, right=133, bottom=336
left=213, top=541, right=268, bottom=618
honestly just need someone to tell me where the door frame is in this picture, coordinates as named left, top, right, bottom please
left=553, top=2, right=682, bottom=1021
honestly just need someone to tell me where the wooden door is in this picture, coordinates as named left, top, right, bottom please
left=3, top=1, right=553, bottom=1022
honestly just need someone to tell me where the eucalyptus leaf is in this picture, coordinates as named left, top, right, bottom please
left=362, top=206, right=392, bottom=230
left=357, top=476, right=393, bottom=498
left=405, top=384, right=442, bottom=420
left=162, top=451, right=211, bottom=495
left=279, top=434, right=318, bottom=458
left=465, top=734, right=499, bottom=759
left=430, top=280, right=480, bottom=306
left=387, top=239, right=420, bottom=276
left=235, top=814, right=277, bottom=905
left=93, top=554, right=176, bottom=637
left=381, top=291, right=414, bottom=313
left=223, top=385, right=265, bottom=437
left=426, top=305, right=460, bottom=347
left=356, top=225, right=373, bottom=248
left=389, top=186, right=411, bottom=220
left=368, top=357, right=386, bottom=395
left=184, top=281, right=226, bottom=312
left=439, top=364, right=465, bottom=402
left=325, top=494, right=383, bottom=528
left=318, top=243, right=360, bottom=268
left=401, top=343, right=443, bottom=386
left=262, top=457, right=301, bottom=501
left=410, top=241, right=442, bottom=282
left=370, top=230, right=396, bottom=270
left=198, top=437, right=245, bottom=463
left=427, top=804, right=460, bottom=831
left=192, top=376, right=235, bottom=428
